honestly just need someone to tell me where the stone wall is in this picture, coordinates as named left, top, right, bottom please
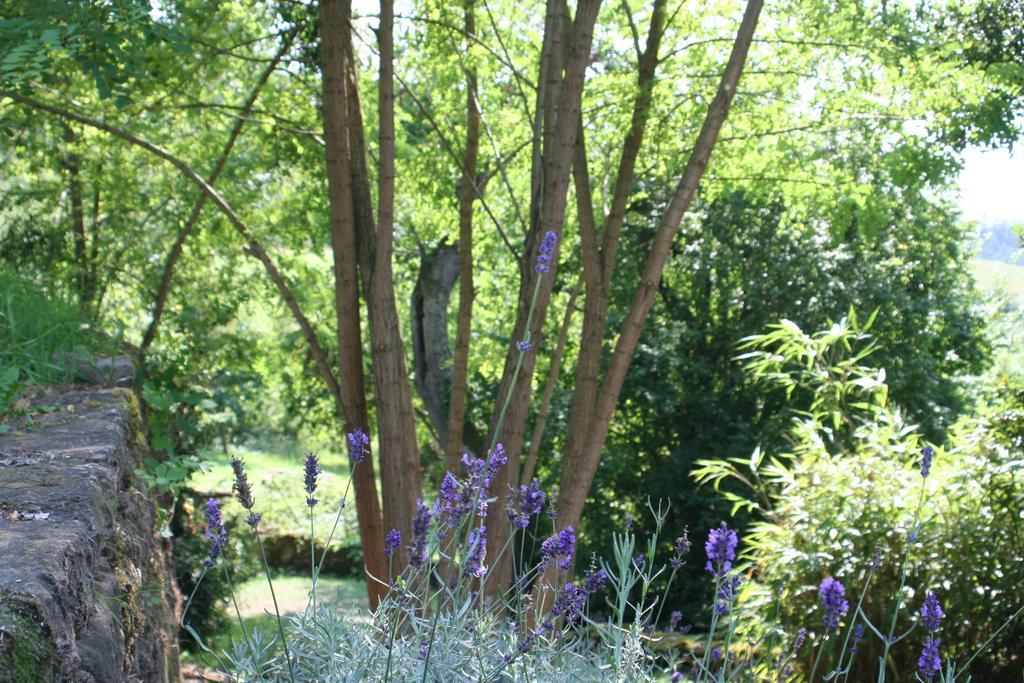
left=0, top=385, right=180, bottom=682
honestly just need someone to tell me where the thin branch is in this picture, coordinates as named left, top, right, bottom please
left=352, top=27, right=521, bottom=260
left=1, top=90, right=343, bottom=403
left=520, top=278, right=581, bottom=486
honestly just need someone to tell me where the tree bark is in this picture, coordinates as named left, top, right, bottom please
left=547, top=0, right=765, bottom=592
left=519, top=277, right=581, bottom=487
left=483, top=0, right=603, bottom=596
left=366, top=0, right=424, bottom=556
left=412, top=241, right=460, bottom=445
left=319, top=0, right=389, bottom=606
left=62, top=124, right=89, bottom=311
left=444, top=0, right=482, bottom=473
left=560, top=0, right=666, bottom=516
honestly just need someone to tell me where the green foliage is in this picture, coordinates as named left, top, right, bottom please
left=0, top=0, right=188, bottom=103
left=696, top=319, right=1024, bottom=680
left=0, top=267, right=108, bottom=422
left=577, top=189, right=989, bottom=623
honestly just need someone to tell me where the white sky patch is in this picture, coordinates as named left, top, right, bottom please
left=958, top=146, right=1024, bottom=225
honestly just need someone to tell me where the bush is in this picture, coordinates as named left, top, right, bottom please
left=695, top=318, right=1024, bottom=680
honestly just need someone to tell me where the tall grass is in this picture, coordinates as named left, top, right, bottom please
left=0, top=268, right=107, bottom=417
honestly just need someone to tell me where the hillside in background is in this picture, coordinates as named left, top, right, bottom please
left=977, top=221, right=1023, bottom=263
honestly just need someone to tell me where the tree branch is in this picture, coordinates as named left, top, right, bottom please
left=1, top=90, right=343, bottom=404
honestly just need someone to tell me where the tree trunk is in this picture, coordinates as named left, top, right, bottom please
left=444, top=0, right=482, bottom=473
left=483, top=0, right=603, bottom=596
left=319, top=0, right=389, bottom=606
left=412, top=241, right=460, bottom=445
left=561, top=0, right=666, bottom=519
left=369, top=0, right=424, bottom=557
left=62, top=124, right=89, bottom=311
left=546, top=0, right=765, bottom=594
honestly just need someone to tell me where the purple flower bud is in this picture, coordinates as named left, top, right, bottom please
left=409, top=499, right=432, bottom=569
left=465, top=525, right=487, bottom=577
left=851, top=623, right=865, bottom=654
left=670, top=610, right=682, bottom=632
left=583, top=566, right=607, bottom=595
left=920, top=445, right=934, bottom=478
left=551, top=582, right=586, bottom=625
left=711, top=647, right=722, bottom=663
left=535, top=230, right=558, bottom=273
left=517, top=340, right=532, bottom=352
left=507, top=479, right=546, bottom=529
left=671, top=531, right=692, bottom=569
left=705, top=522, right=738, bottom=576
left=633, top=555, right=646, bottom=569
left=203, top=498, right=227, bottom=568
left=303, top=452, right=322, bottom=508
left=230, top=458, right=256, bottom=511
left=793, top=627, right=807, bottom=650
left=819, top=577, right=849, bottom=631
left=540, top=526, right=576, bottom=571
left=714, top=574, right=742, bottom=615
left=917, top=636, right=941, bottom=680
left=347, top=428, right=369, bottom=463
left=385, top=528, right=401, bottom=557
left=919, top=591, right=944, bottom=633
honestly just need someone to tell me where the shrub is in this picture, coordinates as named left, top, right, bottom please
left=695, top=317, right=1024, bottom=680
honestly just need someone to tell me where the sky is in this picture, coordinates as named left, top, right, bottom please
left=957, top=146, right=1024, bottom=226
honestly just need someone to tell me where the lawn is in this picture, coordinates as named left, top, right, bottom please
left=182, top=573, right=369, bottom=669
left=190, top=437, right=362, bottom=546
left=973, top=257, right=1024, bottom=308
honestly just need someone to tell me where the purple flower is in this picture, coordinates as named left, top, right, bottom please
left=303, top=452, right=322, bottom=508
left=540, top=526, right=576, bottom=570
left=919, top=591, right=944, bottom=633
left=535, top=230, right=558, bottom=273
left=385, top=528, right=401, bottom=557
left=203, top=498, right=227, bottom=568
left=507, top=479, right=546, bottom=528
left=347, top=428, right=369, bottom=463
left=517, top=340, right=532, bottom=352
left=819, top=577, right=849, bottom=631
left=710, top=647, right=722, bottom=663
left=705, top=522, right=738, bottom=576
left=671, top=673, right=683, bottom=682
left=920, top=445, right=934, bottom=478
left=670, top=610, right=682, bottom=632
left=551, top=582, right=587, bottom=625
left=583, top=566, right=607, bottom=595
left=409, top=498, right=432, bottom=568
left=793, top=627, right=807, bottom=650
left=229, top=458, right=261, bottom=529
left=850, top=623, right=864, bottom=654
left=918, top=636, right=941, bottom=680
left=633, top=555, right=646, bottom=569
left=486, top=443, right=507, bottom=483
left=671, top=531, right=692, bottom=569
left=465, top=525, right=487, bottom=577
left=714, top=573, right=742, bottom=615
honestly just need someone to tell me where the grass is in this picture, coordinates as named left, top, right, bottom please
left=973, top=258, right=1024, bottom=309
left=190, top=437, right=361, bottom=545
left=182, top=573, right=368, bottom=667
left=0, top=269, right=110, bottom=425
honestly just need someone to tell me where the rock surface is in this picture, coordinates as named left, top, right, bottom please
left=0, top=386, right=181, bottom=682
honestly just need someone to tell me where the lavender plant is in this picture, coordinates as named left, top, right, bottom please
left=178, top=273, right=1023, bottom=681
